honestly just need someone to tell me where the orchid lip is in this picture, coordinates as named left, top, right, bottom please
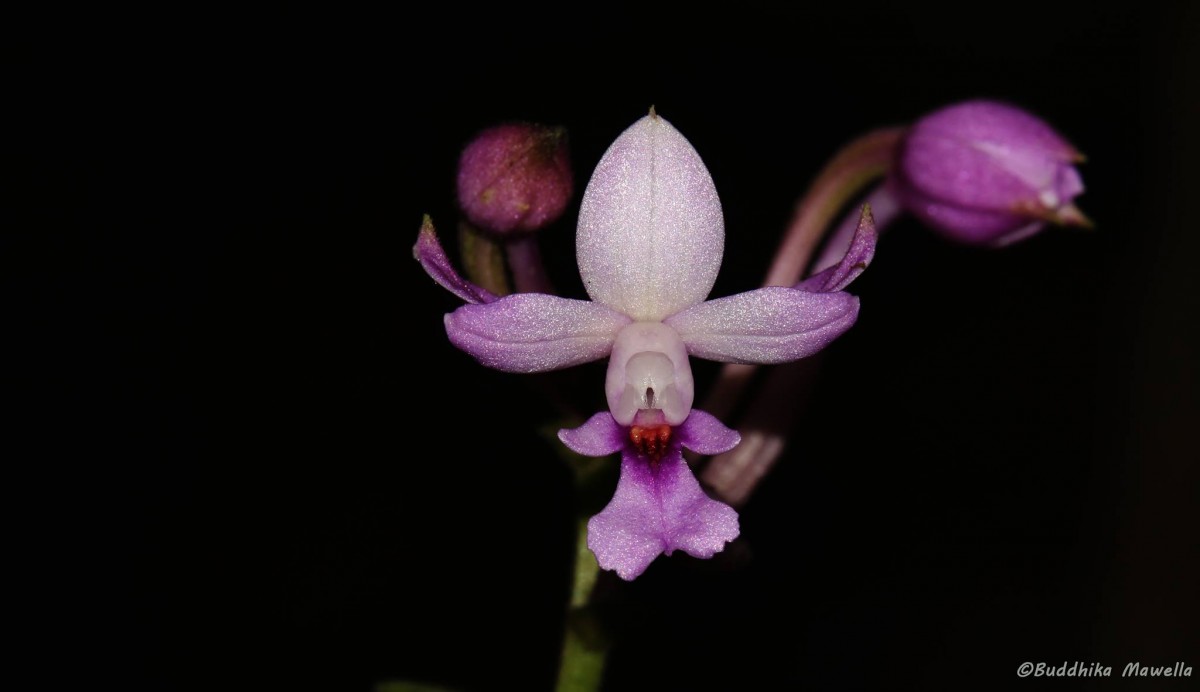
left=560, top=409, right=742, bottom=580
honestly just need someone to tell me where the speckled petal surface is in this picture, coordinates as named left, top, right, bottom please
left=576, top=113, right=724, bottom=321
left=665, top=286, right=860, bottom=364
left=798, top=205, right=877, bottom=293
left=558, top=412, right=624, bottom=457
left=587, top=446, right=739, bottom=581
left=445, top=293, right=630, bottom=373
left=676, top=409, right=741, bottom=455
left=413, top=217, right=497, bottom=305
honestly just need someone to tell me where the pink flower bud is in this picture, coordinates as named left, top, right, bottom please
left=456, top=123, right=573, bottom=235
left=894, top=100, right=1089, bottom=246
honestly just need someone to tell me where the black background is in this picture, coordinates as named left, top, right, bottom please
left=13, top=2, right=1198, bottom=690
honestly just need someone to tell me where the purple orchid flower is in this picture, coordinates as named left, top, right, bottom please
left=416, top=112, right=876, bottom=580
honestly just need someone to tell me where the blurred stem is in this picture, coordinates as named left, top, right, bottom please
left=507, top=236, right=556, bottom=294
left=811, top=183, right=903, bottom=273
left=703, top=127, right=904, bottom=423
left=567, top=517, right=599, bottom=608
left=458, top=220, right=510, bottom=296
left=703, top=192, right=903, bottom=505
left=762, top=126, right=904, bottom=287
left=701, top=356, right=822, bottom=506
left=555, top=517, right=607, bottom=692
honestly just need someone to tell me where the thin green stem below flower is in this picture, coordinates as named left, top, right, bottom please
left=555, top=517, right=607, bottom=692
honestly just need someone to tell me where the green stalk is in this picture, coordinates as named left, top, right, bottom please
left=554, top=517, right=607, bottom=692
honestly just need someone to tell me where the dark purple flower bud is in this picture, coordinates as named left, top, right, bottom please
left=894, top=100, right=1089, bottom=246
left=456, top=123, right=573, bottom=235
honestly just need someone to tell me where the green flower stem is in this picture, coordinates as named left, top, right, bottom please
left=555, top=517, right=607, bottom=692
left=568, top=516, right=599, bottom=609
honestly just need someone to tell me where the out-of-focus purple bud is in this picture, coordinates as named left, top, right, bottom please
left=894, top=100, right=1089, bottom=246
left=456, top=123, right=573, bottom=235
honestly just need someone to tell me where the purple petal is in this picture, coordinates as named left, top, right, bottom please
left=900, top=101, right=1082, bottom=214
left=576, top=112, right=724, bottom=321
left=797, top=204, right=877, bottom=293
left=558, top=412, right=625, bottom=457
left=901, top=183, right=1032, bottom=242
left=588, top=447, right=739, bottom=580
left=915, top=100, right=1080, bottom=161
left=445, top=293, right=630, bottom=373
left=1056, top=164, right=1085, bottom=200
left=676, top=409, right=741, bottom=455
left=901, top=128, right=1046, bottom=211
left=664, top=287, right=859, bottom=364
left=413, top=216, right=497, bottom=305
